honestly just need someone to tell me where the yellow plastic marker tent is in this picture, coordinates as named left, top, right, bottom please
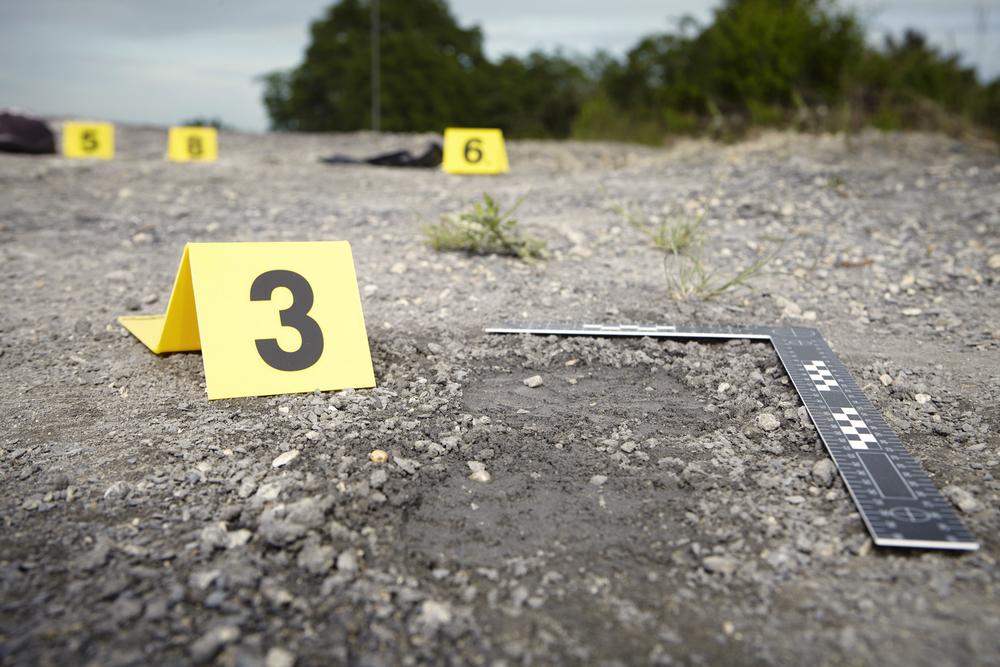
left=62, top=121, right=114, bottom=160
left=119, top=242, right=376, bottom=399
left=168, top=126, right=218, bottom=162
left=442, top=128, right=509, bottom=175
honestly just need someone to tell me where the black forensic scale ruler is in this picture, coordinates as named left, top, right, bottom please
left=485, top=321, right=978, bottom=552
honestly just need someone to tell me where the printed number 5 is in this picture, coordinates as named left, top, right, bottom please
left=188, top=136, right=203, bottom=157
left=250, top=270, right=324, bottom=371
left=463, top=138, right=483, bottom=163
left=82, top=130, right=98, bottom=152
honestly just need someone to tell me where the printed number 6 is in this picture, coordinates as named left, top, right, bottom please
left=82, top=130, right=98, bottom=152
left=188, top=136, right=203, bottom=157
left=463, top=138, right=483, bottom=163
left=250, top=270, right=324, bottom=371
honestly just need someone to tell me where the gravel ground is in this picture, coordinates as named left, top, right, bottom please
left=1, top=126, right=999, bottom=666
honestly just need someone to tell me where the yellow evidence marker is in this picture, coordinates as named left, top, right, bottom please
left=442, top=127, right=509, bottom=175
left=62, top=121, right=114, bottom=159
left=118, top=242, right=376, bottom=400
left=168, top=126, right=218, bottom=162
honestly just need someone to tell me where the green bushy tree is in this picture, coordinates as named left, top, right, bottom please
left=265, top=0, right=999, bottom=141
left=263, top=0, right=486, bottom=132
left=262, top=0, right=591, bottom=137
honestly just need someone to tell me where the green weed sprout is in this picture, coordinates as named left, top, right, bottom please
left=424, top=193, right=547, bottom=261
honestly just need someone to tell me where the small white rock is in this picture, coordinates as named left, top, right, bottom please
left=417, top=599, right=453, bottom=630
left=703, top=555, right=739, bottom=576
left=879, top=374, right=893, bottom=386
left=336, top=549, right=359, bottom=572
left=811, top=459, right=836, bottom=488
left=523, top=375, right=544, bottom=388
left=756, top=412, right=781, bottom=432
left=271, top=450, right=300, bottom=468
left=943, top=485, right=981, bottom=513
left=255, top=482, right=282, bottom=501
left=914, top=393, right=931, bottom=404
left=468, top=469, right=492, bottom=483
left=590, top=474, right=608, bottom=486
left=226, top=529, right=253, bottom=549
left=265, top=647, right=296, bottom=667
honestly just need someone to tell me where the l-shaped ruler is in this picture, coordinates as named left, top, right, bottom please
left=485, top=321, right=978, bottom=551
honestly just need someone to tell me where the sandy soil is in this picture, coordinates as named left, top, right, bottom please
left=1, top=126, right=999, bottom=666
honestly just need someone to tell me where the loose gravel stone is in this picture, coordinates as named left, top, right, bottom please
left=523, top=375, right=544, bottom=388
left=469, top=469, right=492, bottom=483
left=943, top=485, right=982, bottom=513
left=271, top=450, right=300, bottom=468
left=703, top=556, right=739, bottom=576
left=189, top=625, right=240, bottom=664
left=811, top=459, right=836, bottom=488
left=298, top=542, right=335, bottom=575
left=266, top=647, right=297, bottom=667
left=756, top=413, right=781, bottom=432
left=336, top=550, right=358, bottom=573
left=370, top=468, right=388, bottom=488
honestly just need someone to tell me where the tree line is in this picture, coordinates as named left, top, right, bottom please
left=261, top=0, right=1000, bottom=142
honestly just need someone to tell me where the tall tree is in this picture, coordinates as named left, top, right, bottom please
left=263, top=0, right=487, bottom=132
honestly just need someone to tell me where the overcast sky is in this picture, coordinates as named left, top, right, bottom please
left=1, top=0, right=996, bottom=132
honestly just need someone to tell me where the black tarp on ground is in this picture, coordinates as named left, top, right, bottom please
left=320, top=142, right=442, bottom=168
left=0, top=111, right=56, bottom=155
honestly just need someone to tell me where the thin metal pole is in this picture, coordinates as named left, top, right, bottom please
left=371, top=0, right=380, bottom=132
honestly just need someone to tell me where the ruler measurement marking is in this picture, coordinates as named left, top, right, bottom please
left=485, top=321, right=978, bottom=552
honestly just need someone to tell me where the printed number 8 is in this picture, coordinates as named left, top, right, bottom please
left=463, top=138, right=483, bottom=163
left=188, top=136, right=203, bottom=157
left=82, top=130, right=98, bottom=152
left=250, top=270, right=324, bottom=371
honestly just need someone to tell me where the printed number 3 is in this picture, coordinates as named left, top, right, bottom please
left=463, top=138, right=483, bottom=163
left=250, top=270, right=324, bottom=371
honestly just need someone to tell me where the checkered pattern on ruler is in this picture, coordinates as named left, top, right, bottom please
left=803, top=360, right=839, bottom=392
left=831, top=407, right=878, bottom=450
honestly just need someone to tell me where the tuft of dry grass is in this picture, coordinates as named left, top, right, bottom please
left=610, top=199, right=779, bottom=300
left=424, top=193, right=547, bottom=261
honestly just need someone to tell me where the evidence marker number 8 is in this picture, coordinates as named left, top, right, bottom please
left=168, top=126, right=218, bottom=162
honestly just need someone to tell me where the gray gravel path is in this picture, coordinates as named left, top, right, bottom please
left=1, top=127, right=999, bottom=666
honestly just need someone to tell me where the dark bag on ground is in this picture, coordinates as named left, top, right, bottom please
left=321, top=142, right=442, bottom=168
left=0, top=111, right=56, bottom=155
